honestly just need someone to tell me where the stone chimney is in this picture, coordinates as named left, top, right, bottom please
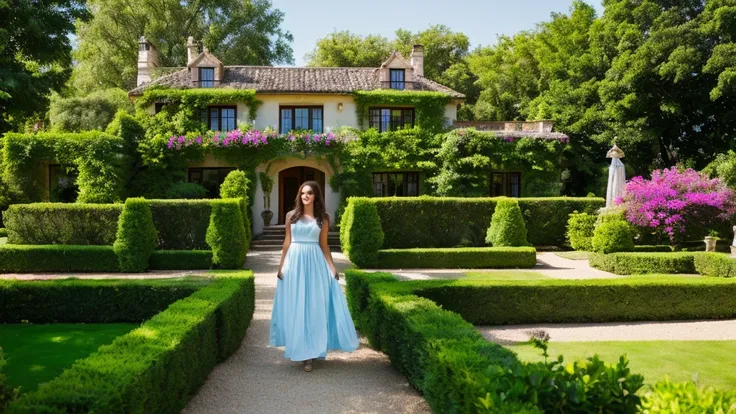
left=187, top=36, right=198, bottom=64
left=137, top=36, right=159, bottom=86
left=410, top=44, right=424, bottom=77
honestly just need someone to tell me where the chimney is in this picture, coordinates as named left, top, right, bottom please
left=187, top=36, right=198, bottom=64
left=137, top=36, right=159, bottom=86
left=410, top=44, right=424, bottom=77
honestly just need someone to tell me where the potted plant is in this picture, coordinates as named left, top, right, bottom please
left=705, top=229, right=719, bottom=252
left=259, top=172, right=274, bottom=227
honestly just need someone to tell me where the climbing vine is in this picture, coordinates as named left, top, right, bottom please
left=137, top=88, right=262, bottom=121
left=353, top=90, right=452, bottom=133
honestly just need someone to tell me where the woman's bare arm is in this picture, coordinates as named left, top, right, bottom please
left=276, top=212, right=292, bottom=279
left=319, top=217, right=339, bottom=279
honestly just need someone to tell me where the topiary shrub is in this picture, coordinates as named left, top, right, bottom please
left=639, top=378, right=736, bottom=413
left=567, top=211, right=596, bottom=251
left=113, top=198, right=158, bottom=272
left=165, top=182, right=207, bottom=199
left=340, top=198, right=384, bottom=267
left=592, top=220, right=635, bottom=254
left=220, top=170, right=252, bottom=245
left=206, top=199, right=247, bottom=269
left=486, top=197, right=528, bottom=247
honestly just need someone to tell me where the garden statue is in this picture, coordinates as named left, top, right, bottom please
left=732, top=225, right=736, bottom=257
left=605, top=143, right=626, bottom=208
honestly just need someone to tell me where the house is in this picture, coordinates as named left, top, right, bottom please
left=128, top=36, right=466, bottom=236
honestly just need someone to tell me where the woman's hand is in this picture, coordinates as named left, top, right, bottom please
left=333, top=270, right=340, bottom=280
left=277, top=270, right=283, bottom=280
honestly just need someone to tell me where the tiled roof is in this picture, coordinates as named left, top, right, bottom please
left=128, top=66, right=465, bottom=98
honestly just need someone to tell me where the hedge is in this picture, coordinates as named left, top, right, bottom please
left=0, top=245, right=119, bottom=273
left=694, top=252, right=736, bottom=278
left=345, top=270, right=644, bottom=413
left=6, top=270, right=255, bottom=414
left=365, top=197, right=603, bottom=248
left=206, top=199, right=247, bottom=269
left=150, top=250, right=213, bottom=270
left=486, top=198, right=528, bottom=247
left=113, top=198, right=158, bottom=272
left=374, top=247, right=537, bottom=269
left=589, top=252, right=697, bottom=275
left=340, top=198, right=384, bottom=267
left=0, top=228, right=6, bottom=238
left=149, top=200, right=212, bottom=250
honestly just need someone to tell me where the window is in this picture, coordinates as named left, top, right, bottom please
left=199, top=106, right=236, bottom=131
left=390, top=69, right=405, bottom=90
left=373, top=172, right=420, bottom=197
left=188, top=167, right=235, bottom=198
left=199, top=67, right=215, bottom=88
left=490, top=172, right=521, bottom=197
left=368, top=108, right=414, bottom=132
left=49, top=164, right=78, bottom=202
left=279, top=106, right=323, bottom=133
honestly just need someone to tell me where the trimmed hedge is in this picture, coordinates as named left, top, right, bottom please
left=486, top=198, right=528, bottom=247
left=0, top=245, right=119, bottom=273
left=566, top=211, right=596, bottom=251
left=340, top=198, right=384, bottom=267
left=0, top=228, right=6, bottom=238
left=114, top=198, right=158, bottom=272
left=6, top=270, right=255, bottom=414
left=2, top=203, right=122, bottom=245
left=374, top=247, right=537, bottom=269
left=368, top=197, right=604, bottom=248
left=219, top=170, right=253, bottom=246
left=694, top=252, right=736, bottom=278
left=206, top=199, right=247, bottom=269
left=592, top=220, right=635, bottom=253
left=149, top=200, right=212, bottom=250
left=150, top=250, right=213, bottom=270
left=589, top=252, right=697, bottom=275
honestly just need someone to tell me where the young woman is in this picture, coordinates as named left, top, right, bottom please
left=269, top=181, right=359, bottom=372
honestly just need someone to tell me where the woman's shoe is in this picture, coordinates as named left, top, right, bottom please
left=303, top=359, right=313, bottom=372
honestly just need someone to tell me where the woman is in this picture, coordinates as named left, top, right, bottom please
left=269, top=181, right=359, bottom=372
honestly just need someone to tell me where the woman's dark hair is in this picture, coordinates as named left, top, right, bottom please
left=289, top=180, right=328, bottom=228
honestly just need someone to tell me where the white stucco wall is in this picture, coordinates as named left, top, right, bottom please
left=250, top=94, right=358, bottom=132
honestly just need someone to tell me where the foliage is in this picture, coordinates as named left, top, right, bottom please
left=0, top=0, right=89, bottom=134
left=165, top=182, right=207, bottom=199
left=113, top=198, right=158, bottom=272
left=149, top=251, right=213, bottom=270
left=704, top=150, right=736, bottom=187
left=49, top=88, right=133, bottom=132
left=6, top=271, right=255, bottom=413
left=588, top=252, right=697, bottom=275
left=0, top=348, right=18, bottom=411
left=220, top=170, right=252, bottom=244
left=567, top=210, right=596, bottom=251
left=0, top=228, right=6, bottom=238
left=206, top=199, right=247, bottom=269
left=352, top=90, right=451, bottom=133
left=639, top=377, right=736, bottom=413
left=72, top=0, right=293, bottom=92
left=305, top=30, right=392, bottom=67
left=486, top=198, right=528, bottom=247
left=149, top=200, right=212, bottom=250
left=339, top=198, right=384, bottom=267
left=2, top=131, right=128, bottom=203
left=431, top=129, right=567, bottom=197
left=591, top=220, right=635, bottom=254
left=694, top=252, right=736, bottom=278
left=0, top=245, right=119, bottom=273
left=618, top=167, right=735, bottom=244
left=375, top=247, right=536, bottom=269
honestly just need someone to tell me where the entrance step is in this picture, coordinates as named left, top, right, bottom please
left=251, top=225, right=340, bottom=252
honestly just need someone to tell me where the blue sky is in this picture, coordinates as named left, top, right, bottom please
left=275, top=0, right=604, bottom=66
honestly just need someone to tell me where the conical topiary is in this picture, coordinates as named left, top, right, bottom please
left=113, top=197, right=158, bottom=272
left=206, top=199, right=247, bottom=269
left=486, top=197, right=528, bottom=247
left=220, top=170, right=252, bottom=246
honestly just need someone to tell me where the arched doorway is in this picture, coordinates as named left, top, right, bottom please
left=278, top=166, right=326, bottom=224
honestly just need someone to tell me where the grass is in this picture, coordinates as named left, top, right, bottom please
left=554, top=251, right=590, bottom=260
left=508, top=341, right=736, bottom=389
left=462, top=271, right=549, bottom=280
left=1, top=323, right=138, bottom=393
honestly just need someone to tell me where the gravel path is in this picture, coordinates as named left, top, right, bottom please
left=478, top=320, right=736, bottom=345
left=182, top=251, right=430, bottom=414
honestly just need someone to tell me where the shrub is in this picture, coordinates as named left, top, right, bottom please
left=588, top=252, right=697, bottom=275
left=220, top=170, right=252, bottom=245
left=149, top=200, right=211, bottom=250
left=340, top=198, right=384, bottom=267
left=0, top=228, right=6, bottom=238
left=1, top=349, right=18, bottom=411
left=149, top=251, right=213, bottom=270
left=567, top=211, right=596, bottom=251
left=694, top=252, right=736, bottom=278
left=165, top=182, right=207, bottom=199
left=486, top=197, right=528, bottom=246
left=113, top=198, right=158, bottom=272
left=639, top=377, right=736, bottom=413
left=0, top=245, right=119, bottom=273
left=592, top=220, right=634, bottom=253
left=206, top=199, right=247, bottom=269
left=48, top=88, right=133, bottom=132
left=375, top=247, right=536, bottom=269
left=2, top=203, right=122, bottom=245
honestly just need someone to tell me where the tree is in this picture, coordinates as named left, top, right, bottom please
left=73, top=0, right=293, bottom=92
left=49, top=88, right=134, bottom=132
left=305, top=31, right=391, bottom=68
left=391, top=25, right=471, bottom=81
left=0, top=0, right=89, bottom=134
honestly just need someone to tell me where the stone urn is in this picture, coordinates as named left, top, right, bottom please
left=261, top=210, right=274, bottom=227
left=731, top=245, right=736, bottom=258
left=704, top=236, right=718, bottom=252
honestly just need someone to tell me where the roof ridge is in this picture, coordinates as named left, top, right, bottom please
left=226, top=65, right=378, bottom=70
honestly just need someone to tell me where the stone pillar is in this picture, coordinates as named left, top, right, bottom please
left=410, top=45, right=424, bottom=77
left=137, top=36, right=159, bottom=86
left=187, top=36, right=198, bottom=64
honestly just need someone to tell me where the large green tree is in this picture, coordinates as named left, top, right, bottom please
left=305, top=31, right=392, bottom=68
left=0, top=0, right=89, bottom=134
left=73, top=0, right=294, bottom=93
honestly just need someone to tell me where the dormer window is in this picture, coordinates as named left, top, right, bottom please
left=390, top=69, right=405, bottom=90
left=199, top=67, right=215, bottom=88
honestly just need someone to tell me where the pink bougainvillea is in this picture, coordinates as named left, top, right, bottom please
left=166, top=129, right=340, bottom=150
left=616, top=167, right=735, bottom=243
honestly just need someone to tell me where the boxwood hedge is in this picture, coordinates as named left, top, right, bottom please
left=589, top=252, right=698, bottom=275
left=374, top=247, right=537, bottom=269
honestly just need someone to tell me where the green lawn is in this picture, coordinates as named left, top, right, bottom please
left=1, top=323, right=138, bottom=393
left=0, top=237, right=6, bottom=245
left=508, top=341, right=736, bottom=389
left=463, top=271, right=549, bottom=280
left=554, top=251, right=590, bottom=260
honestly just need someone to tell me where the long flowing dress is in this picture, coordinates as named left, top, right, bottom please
left=269, top=216, right=359, bottom=361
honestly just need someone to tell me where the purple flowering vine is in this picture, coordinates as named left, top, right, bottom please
left=166, top=129, right=344, bottom=151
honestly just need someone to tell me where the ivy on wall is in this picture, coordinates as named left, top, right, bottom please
left=136, top=88, right=262, bottom=121
left=353, top=90, right=452, bottom=133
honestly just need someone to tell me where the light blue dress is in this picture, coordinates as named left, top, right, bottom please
left=269, top=216, right=359, bottom=361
